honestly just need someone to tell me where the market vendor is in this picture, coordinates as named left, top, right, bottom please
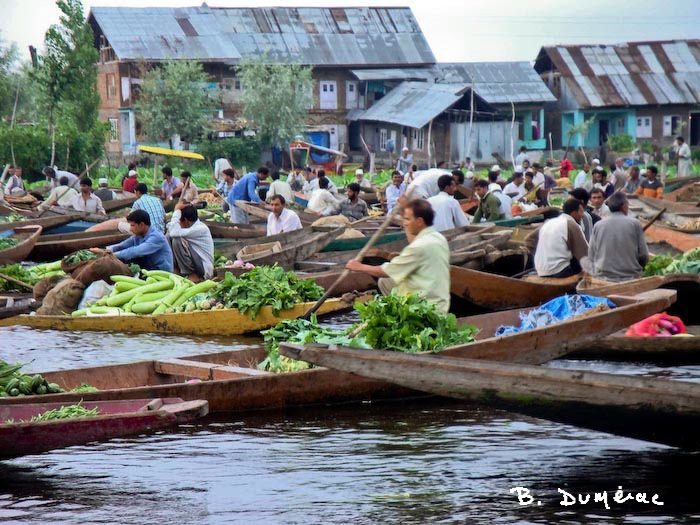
left=91, top=209, right=173, bottom=272
left=166, top=202, right=214, bottom=282
left=345, top=199, right=450, bottom=313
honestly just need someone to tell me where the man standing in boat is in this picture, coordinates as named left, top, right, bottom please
left=588, top=192, right=648, bottom=282
left=345, top=199, right=450, bottom=314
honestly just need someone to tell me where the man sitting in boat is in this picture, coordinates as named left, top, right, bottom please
left=160, top=167, right=183, bottom=202
left=267, top=195, right=302, bottom=236
left=533, top=198, right=588, bottom=278
left=471, top=179, right=504, bottom=223
left=70, top=178, right=106, bottom=215
left=37, top=176, right=79, bottom=211
left=339, top=183, right=369, bottom=222
left=266, top=171, right=294, bottom=204
left=427, top=174, right=470, bottom=232
left=588, top=192, right=648, bottom=282
left=589, top=188, right=611, bottom=220
left=385, top=171, right=406, bottom=213
left=286, top=167, right=305, bottom=191
left=307, top=176, right=339, bottom=216
left=167, top=203, right=214, bottom=282
left=94, top=209, right=173, bottom=272
left=345, top=199, right=450, bottom=314
left=179, top=171, right=199, bottom=206
left=130, top=183, right=166, bottom=232
left=634, top=166, right=664, bottom=199
left=4, top=166, right=25, bottom=196
left=94, top=178, right=116, bottom=202
left=354, top=169, right=373, bottom=191
left=304, top=170, right=338, bottom=196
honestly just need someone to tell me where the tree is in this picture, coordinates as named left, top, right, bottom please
left=32, top=0, right=104, bottom=169
left=0, top=31, right=19, bottom=117
left=136, top=60, right=215, bottom=147
left=238, top=57, right=313, bottom=149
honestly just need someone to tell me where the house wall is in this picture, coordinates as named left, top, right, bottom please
left=360, top=120, right=449, bottom=169
left=450, top=121, right=518, bottom=164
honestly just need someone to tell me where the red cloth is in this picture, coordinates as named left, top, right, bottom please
left=122, top=176, right=138, bottom=193
left=559, top=159, right=574, bottom=179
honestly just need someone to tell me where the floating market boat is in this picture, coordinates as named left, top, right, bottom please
left=0, top=294, right=369, bottom=335
left=644, top=224, right=700, bottom=252
left=0, top=225, right=43, bottom=265
left=633, top=195, right=700, bottom=216
left=0, top=294, right=36, bottom=320
left=203, top=220, right=266, bottom=240
left=28, top=229, right=129, bottom=261
left=0, top=398, right=209, bottom=459
left=0, top=290, right=675, bottom=414
left=0, top=210, right=85, bottom=233
left=234, top=200, right=322, bottom=226
left=279, top=334, right=700, bottom=450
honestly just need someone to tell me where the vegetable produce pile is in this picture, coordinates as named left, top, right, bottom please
left=72, top=270, right=217, bottom=316
left=63, top=249, right=98, bottom=266
left=0, top=238, right=19, bottom=250
left=260, top=293, right=479, bottom=373
left=625, top=313, right=691, bottom=337
left=0, top=213, right=24, bottom=223
left=211, top=265, right=324, bottom=318
left=643, top=248, right=700, bottom=276
left=0, top=360, right=64, bottom=397
left=680, top=218, right=700, bottom=230
left=29, top=402, right=100, bottom=422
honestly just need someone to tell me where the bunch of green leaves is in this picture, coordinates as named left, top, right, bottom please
left=63, top=249, right=97, bottom=266
left=0, top=238, right=19, bottom=250
left=30, top=401, right=99, bottom=422
left=211, top=265, right=324, bottom=318
left=0, top=264, right=37, bottom=291
left=645, top=248, right=700, bottom=275
left=0, top=213, right=24, bottom=224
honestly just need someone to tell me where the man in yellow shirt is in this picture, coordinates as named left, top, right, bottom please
left=345, top=199, right=450, bottom=313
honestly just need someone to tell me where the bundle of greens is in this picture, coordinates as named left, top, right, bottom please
left=0, top=264, right=36, bottom=292
left=259, top=293, right=479, bottom=373
left=211, top=265, right=324, bottom=319
left=0, top=238, right=19, bottom=250
left=644, top=248, right=700, bottom=276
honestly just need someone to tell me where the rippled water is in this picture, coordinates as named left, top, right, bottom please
left=1, top=322, right=699, bottom=524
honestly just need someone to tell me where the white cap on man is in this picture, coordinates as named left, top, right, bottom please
left=490, top=164, right=501, bottom=172
left=355, top=168, right=363, bottom=176
left=128, top=169, right=138, bottom=177
left=592, top=158, right=601, bottom=166
left=465, top=171, right=475, bottom=179
left=402, top=146, right=409, bottom=152
left=98, top=177, right=108, bottom=186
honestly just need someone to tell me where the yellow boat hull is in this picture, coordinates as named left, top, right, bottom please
left=0, top=297, right=362, bottom=336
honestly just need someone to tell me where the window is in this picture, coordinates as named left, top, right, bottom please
left=106, top=74, right=117, bottom=99
left=223, top=77, right=242, bottom=91
left=108, top=118, right=118, bottom=142
left=636, top=116, right=652, bottom=138
left=379, top=128, right=388, bottom=151
left=663, top=115, right=682, bottom=137
left=412, top=128, right=424, bottom=150
left=319, top=81, right=337, bottom=110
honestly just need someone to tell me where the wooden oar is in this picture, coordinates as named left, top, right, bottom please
left=302, top=190, right=413, bottom=319
left=0, top=271, right=33, bottom=291
left=37, top=158, right=101, bottom=217
left=642, top=207, right=666, bottom=232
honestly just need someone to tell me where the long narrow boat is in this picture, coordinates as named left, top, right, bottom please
left=102, top=194, right=138, bottom=213
left=203, top=220, right=266, bottom=240
left=321, top=231, right=406, bottom=253
left=0, top=210, right=85, bottom=233
left=0, top=294, right=36, bottom=320
left=216, top=226, right=312, bottom=261
left=0, top=225, right=43, bottom=264
left=633, top=195, right=700, bottom=216
left=0, top=290, right=676, bottom=413
left=631, top=203, right=700, bottom=233
left=450, top=265, right=580, bottom=311
left=0, top=294, right=369, bottom=335
left=279, top=338, right=700, bottom=450
left=644, top=224, right=700, bottom=252
left=235, top=200, right=321, bottom=226
left=0, top=398, right=209, bottom=459
left=28, top=229, right=129, bottom=261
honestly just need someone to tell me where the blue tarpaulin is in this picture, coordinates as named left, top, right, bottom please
left=496, top=294, right=616, bottom=336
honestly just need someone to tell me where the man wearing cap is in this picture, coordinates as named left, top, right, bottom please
left=396, top=147, right=413, bottom=174
left=70, top=178, right=106, bottom=215
left=490, top=165, right=507, bottom=186
left=354, top=168, right=373, bottom=191
left=122, top=169, right=139, bottom=193
left=95, top=178, right=116, bottom=202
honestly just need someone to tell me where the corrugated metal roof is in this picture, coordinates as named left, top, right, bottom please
left=88, top=6, right=436, bottom=66
left=349, top=81, right=469, bottom=128
left=435, top=62, right=556, bottom=104
left=535, top=39, right=700, bottom=108
left=350, top=67, right=437, bottom=81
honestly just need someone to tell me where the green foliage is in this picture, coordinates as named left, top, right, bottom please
left=644, top=249, right=700, bottom=276
left=211, top=265, right=324, bottom=319
left=638, top=140, right=655, bottom=155
left=136, top=60, right=216, bottom=144
left=195, top=136, right=262, bottom=168
left=606, top=134, right=635, bottom=152
left=0, top=124, right=50, bottom=177
left=238, top=56, right=313, bottom=148
left=31, top=0, right=104, bottom=169
left=0, top=31, right=18, bottom=115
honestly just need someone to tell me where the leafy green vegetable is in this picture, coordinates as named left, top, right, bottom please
left=0, top=238, right=19, bottom=250
left=644, top=248, right=700, bottom=276
left=643, top=254, right=675, bottom=276
left=0, top=264, right=37, bottom=291
left=259, top=293, right=479, bottom=373
left=63, top=249, right=98, bottom=266
left=30, top=401, right=99, bottom=422
left=211, top=265, right=324, bottom=319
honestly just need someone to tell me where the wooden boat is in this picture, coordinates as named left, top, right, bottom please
left=0, top=290, right=675, bottom=414
left=633, top=195, right=700, bottom=216
left=0, top=294, right=36, bottom=319
left=630, top=200, right=700, bottom=233
left=662, top=176, right=700, bottom=200
left=321, top=231, right=406, bottom=253
left=0, top=225, right=42, bottom=264
left=28, top=229, right=129, bottom=261
left=0, top=210, right=85, bottom=233
left=0, top=294, right=368, bottom=335
left=644, top=224, right=700, bottom=252
left=216, top=226, right=313, bottom=261
left=204, top=220, right=266, bottom=240
left=102, top=194, right=138, bottom=213
left=450, top=265, right=581, bottom=311
left=0, top=397, right=209, bottom=459
left=235, top=200, right=321, bottom=226
left=279, top=336, right=700, bottom=450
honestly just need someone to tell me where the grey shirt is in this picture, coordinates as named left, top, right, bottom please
left=589, top=212, right=649, bottom=281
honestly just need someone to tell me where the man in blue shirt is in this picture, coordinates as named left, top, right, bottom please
left=94, top=209, right=173, bottom=272
left=227, top=166, right=270, bottom=224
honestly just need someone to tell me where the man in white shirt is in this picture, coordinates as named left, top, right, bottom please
left=38, top=176, right=79, bottom=210
left=675, top=136, right=692, bottom=177
left=267, top=195, right=302, bottom=236
left=530, top=163, right=545, bottom=187
left=354, top=168, right=373, bottom=191
left=489, top=182, right=513, bottom=219
left=589, top=188, right=611, bottom=219
left=167, top=203, right=215, bottom=281
left=287, top=167, right=305, bottom=191
left=534, top=198, right=589, bottom=278
left=396, top=147, right=413, bottom=174
left=385, top=171, right=405, bottom=213
left=574, top=163, right=592, bottom=191
left=307, top=176, right=339, bottom=216
left=503, top=172, right=526, bottom=200
left=70, top=178, right=106, bottom=215
left=427, top=175, right=471, bottom=232
left=515, top=146, right=529, bottom=167
left=304, top=170, right=338, bottom=196
left=266, top=171, right=294, bottom=203
left=44, top=167, right=78, bottom=190
left=408, top=169, right=463, bottom=199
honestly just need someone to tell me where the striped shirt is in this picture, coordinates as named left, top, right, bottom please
left=132, top=194, right=166, bottom=232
